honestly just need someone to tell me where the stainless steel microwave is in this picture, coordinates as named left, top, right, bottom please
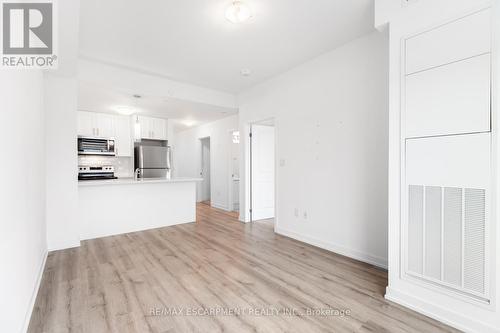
left=77, top=136, right=116, bottom=156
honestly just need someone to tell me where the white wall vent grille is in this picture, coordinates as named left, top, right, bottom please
left=425, top=186, right=442, bottom=280
left=464, top=189, right=486, bottom=294
left=443, top=187, right=462, bottom=286
left=406, top=185, right=488, bottom=301
left=408, top=185, right=424, bottom=274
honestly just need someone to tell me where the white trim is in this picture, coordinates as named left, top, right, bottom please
left=385, top=287, right=500, bottom=333
left=48, top=241, right=81, bottom=252
left=211, top=202, right=230, bottom=212
left=276, top=227, right=388, bottom=270
left=21, top=250, right=48, bottom=333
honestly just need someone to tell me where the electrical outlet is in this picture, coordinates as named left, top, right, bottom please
left=294, top=208, right=299, bottom=217
left=303, top=211, right=308, bottom=220
left=280, top=159, right=286, bottom=167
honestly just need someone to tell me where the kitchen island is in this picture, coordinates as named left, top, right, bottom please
left=78, top=177, right=202, bottom=240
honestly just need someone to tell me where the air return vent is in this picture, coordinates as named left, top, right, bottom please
left=464, top=189, right=486, bottom=294
left=406, top=185, right=487, bottom=301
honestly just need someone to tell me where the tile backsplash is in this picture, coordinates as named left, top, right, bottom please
left=78, top=156, right=134, bottom=178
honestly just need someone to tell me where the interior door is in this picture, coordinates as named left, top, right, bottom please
left=200, top=138, right=211, bottom=202
left=251, top=125, right=275, bottom=221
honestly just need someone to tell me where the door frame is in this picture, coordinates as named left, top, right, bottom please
left=198, top=136, right=211, bottom=203
left=228, top=129, right=240, bottom=213
left=243, top=118, right=278, bottom=227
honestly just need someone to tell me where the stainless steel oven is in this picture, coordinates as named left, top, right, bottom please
left=78, top=165, right=117, bottom=181
left=78, top=136, right=115, bottom=156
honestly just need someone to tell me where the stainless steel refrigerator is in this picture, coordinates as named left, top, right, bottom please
left=134, top=145, right=172, bottom=178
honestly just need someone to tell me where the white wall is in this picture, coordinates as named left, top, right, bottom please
left=377, top=0, right=500, bottom=332
left=44, top=0, right=81, bottom=252
left=0, top=71, right=47, bottom=333
left=174, top=115, right=238, bottom=211
left=238, top=31, right=389, bottom=268
left=45, top=75, right=81, bottom=251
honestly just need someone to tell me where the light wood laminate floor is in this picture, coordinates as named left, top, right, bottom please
left=28, top=204, right=460, bottom=333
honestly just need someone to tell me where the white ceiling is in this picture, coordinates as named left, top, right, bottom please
left=77, top=83, right=238, bottom=132
left=79, top=0, right=375, bottom=93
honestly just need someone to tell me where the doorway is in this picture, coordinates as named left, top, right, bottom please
left=250, top=120, right=275, bottom=221
left=199, top=137, right=211, bottom=205
left=230, top=130, right=240, bottom=213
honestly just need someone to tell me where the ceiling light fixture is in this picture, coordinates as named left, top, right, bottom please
left=240, top=68, right=251, bottom=77
left=225, top=1, right=252, bottom=24
left=115, top=106, right=136, bottom=115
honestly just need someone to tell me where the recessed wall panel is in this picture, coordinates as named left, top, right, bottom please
left=406, top=9, right=491, bottom=74
left=406, top=54, right=490, bottom=138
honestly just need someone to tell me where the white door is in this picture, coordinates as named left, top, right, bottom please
left=199, top=138, right=211, bottom=202
left=251, top=125, right=275, bottom=221
left=231, top=131, right=240, bottom=212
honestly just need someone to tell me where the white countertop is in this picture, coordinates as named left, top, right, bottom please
left=78, top=177, right=202, bottom=187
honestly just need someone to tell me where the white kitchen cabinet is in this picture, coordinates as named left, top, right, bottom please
left=114, top=116, right=132, bottom=157
left=77, top=111, right=133, bottom=157
left=77, top=111, right=94, bottom=137
left=138, top=116, right=152, bottom=139
left=77, top=111, right=115, bottom=138
left=94, top=113, right=114, bottom=138
left=138, top=116, right=167, bottom=140
left=153, top=118, right=167, bottom=140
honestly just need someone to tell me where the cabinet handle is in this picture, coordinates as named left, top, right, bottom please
left=97, top=128, right=99, bottom=136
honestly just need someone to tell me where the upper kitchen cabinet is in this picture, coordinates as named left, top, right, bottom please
left=114, top=116, right=132, bottom=157
left=138, top=116, right=167, bottom=140
left=77, top=111, right=115, bottom=138
left=405, top=9, right=491, bottom=75
left=77, top=111, right=133, bottom=157
left=77, top=111, right=94, bottom=137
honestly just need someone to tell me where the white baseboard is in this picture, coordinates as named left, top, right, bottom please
left=275, top=227, right=388, bottom=269
left=48, top=240, right=81, bottom=252
left=211, top=202, right=230, bottom=211
left=385, top=287, right=500, bottom=333
left=22, top=250, right=48, bottom=333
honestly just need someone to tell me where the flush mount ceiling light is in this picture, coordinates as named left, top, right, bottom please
left=240, top=68, right=251, bottom=76
left=115, top=106, right=135, bottom=115
left=225, top=1, right=252, bottom=24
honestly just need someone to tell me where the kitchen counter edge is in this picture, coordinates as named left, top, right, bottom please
left=78, top=177, right=203, bottom=187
